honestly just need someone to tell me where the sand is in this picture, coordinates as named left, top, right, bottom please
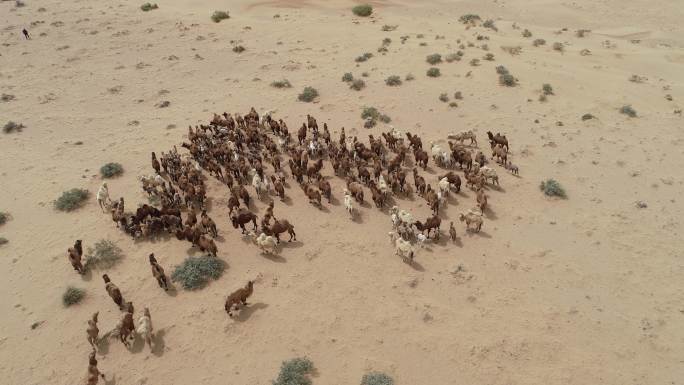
left=1, top=0, right=683, bottom=384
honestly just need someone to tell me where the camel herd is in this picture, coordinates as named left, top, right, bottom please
left=68, top=106, right=517, bottom=384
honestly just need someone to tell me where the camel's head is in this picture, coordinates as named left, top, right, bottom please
left=149, top=253, right=157, bottom=264
left=102, top=274, right=110, bottom=283
left=459, top=214, right=466, bottom=222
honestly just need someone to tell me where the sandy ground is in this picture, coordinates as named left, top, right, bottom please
left=1, top=0, right=684, bottom=384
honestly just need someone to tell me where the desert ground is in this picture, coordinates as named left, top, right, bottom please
left=1, top=0, right=684, bottom=384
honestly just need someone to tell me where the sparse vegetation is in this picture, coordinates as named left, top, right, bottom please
left=381, top=25, right=397, bottom=32
left=542, top=83, right=553, bottom=95
left=232, top=45, right=246, bottom=53
left=342, top=72, right=354, bottom=82
left=445, top=53, right=461, bottom=62
left=273, top=357, right=314, bottom=385
left=352, top=4, right=373, bottom=17
left=454, top=91, right=463, bottom=99
left=522, top=29, right=532, bottom=38
left=499, top=73, right=517, bottom=86
left=439, top=93, right=449, bottom=102
left=532, top=39, right=546, bottom=47
left=385, top=75, right=402, bottom=86
left=100, top=162, right=124, bottom=178
left=361, top=107, right=391, bottom=124
left=405, top=73, right=415, bottom=81
left=576, top=29, right=590, bottom=38
left=350, top=79, right=366, bottom=91
left=3, top=121, right=24, bottom=134
left=171, top=255, right=225, bottom=290
left=140, top=3, right=158, bottom=11
left=426, top=67, right=441, bottom=77
left=361, top=72, right=369, bottom=77
left=482, top=19, right=498, bottom=31
left=501, top=46, right=522, bottom=55
left=459, top=14, right=481, bottom=24
left=426, top=53, right=442, bottom=65
left=361, top=372, right=394, bottom=385
left=449, top=102, right=458, bottom=108
left=469, top=58, right=480, bottom=66
left=1, top=93, right=15, bottom=102
left=540, top=179, right=567, bottom=198
left=84, top=239, right=124, bottom=270
left=54, top=188, right=89, bottom=212
left=496, top=65, right=509, bottom=75
left=483, top=53, right=495, bottom=61
left=355, top=52, right=373, bottom=62
left=0, top=212, right=8, bottom=225
left=552, top=42, right=564, bottom=52
left=620, top=105, right=637, bottom=117
left=15, top=0, right=25, bottom=7
left=581, top=113, right=595, bottom=121
left=62, top=286, right=85, bottom=307
left=298, top=87, right=319, bottom=102
left=382, top=37, right=392, bottom=46
left=271, top=79, right=292, bottom=88
left=211, top=11, right=230, bottom=23
left=0, top=237, right=7, bottom=246
left=629, top=75, right=646, bottom=83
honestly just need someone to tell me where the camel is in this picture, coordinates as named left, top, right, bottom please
left=459, top=212, right=483, bottom=232
left=136, top=307, right=153, bottom=350
left=86, top=312, right=99, bottom=350
left=149, top=253, right=169, bottom=291
left=414, top=215, right=441, bottom=239
left=96, top=182, right=111, bottom=212
left=86, top=350, right=105, bottom=385
left=265, top=219, right=296, bottom=243
left=225, top=281, right=254, bottom=317
left=230, top=210, right=258, bottom=234
left=449, top=222, right=457, bottom=242
left=102, top=274, right=124, bottom=310
left=68, top=240, right=85, bottom=274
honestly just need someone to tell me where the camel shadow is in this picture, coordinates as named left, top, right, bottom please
left=129, top=333, right=145, bottom=354
left=213, top=235, right=227, bottom=243
left=104, top=375, right=117, bottom=385
left=280, top=240, right=303, bottom=249
left=261, top=252, right=287, bottom=263
left=408, top=260, right=425, bottom=272
left=234, top=302, right=268, bottom=322
left=484, top=207, right=498, bottom=220
left=81, top=268, right=94, bottom=282
left=281, top=196, right=294, bottom=206
left=152, top=328, right=167, bottom=357
left=317, top=204, right=330, bottom=213
left=164, top=284, right=178, bottom=297
left=351, top=212, right=364, bottom=224
left=96, top=337, right=111, bottom=355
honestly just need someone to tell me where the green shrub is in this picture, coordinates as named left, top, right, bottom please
left=449, top=102, right=459, bottom=108
left=620, top=105, right=637, bottom=117
left=482, top=19, right=497, bottom=31
left=0, top=211, right=8, bottom=225
left=522, top=29, right=532, bottom=38
left=499, top=73, right=517, bottom=86
left=355, top=53, right=373, bottom=62
left=459, top=14, right=481, bottom=24
left=379, top=114, right=391, bottom=123
left=352, top=4, right=373, bottom=17
left=62, top=286, right=85, bottom=307
left=361, top=107, right=380, bottom=120
left=469, top=58, right=480, bottom=66
left=439, top=93, right=449, bottom=102
left=361, top=72, right=369, bottom=77
left=232, top=45, right=246, bottom=53
left=3, top=121, right=24, bottom=134
left=381, top=25, right=397, bottom=32
left=426, top=67, right=441, bottom=77
left=140, top=3, right=158, bottom=11
left=100, top=162, right=123, bottom=178
left=454, top=91, right=463, bottom=99
left=298, top=87, right=319, bottom=102
left=0, top=237, right=7, bottom=245
left=361, top=372, right=394, bottom=385
left=445, top=53, right=460, bottom=62
left=542, top=83, right=553, bottom=95
left=385, top=75, right=402, bottom=86
left=532, top=39, right=546, bottom=47
left=540, top=179, right=567, bottom=198
left=495, top=65, right=509, bottom=75
left=273, top=357, right=314, bottom=385
left=581, top=113, right=595, bottom=121
left=342, top=72, right=354, bottom=82
left=426, top=53, right=442, bottom=65
left=171, top=255, right=225, bottom=290
left=54, top=188, right=89, bottom=212
left=84, top=240, right=124, bottom=270
left=382, top=38, right=392, bottom=46
left=350, top=79, right=366, bottom=91
left=1, top=93, right=15, bottom=102
left=405, top=73, right=415, bottom=81
left=211, top=11, right=230, bottom=23
left=483, top=53, right=495, bottom=61
left=552, top=42, right=564, bottom=51
left=271, top=79, right=292, bottom=88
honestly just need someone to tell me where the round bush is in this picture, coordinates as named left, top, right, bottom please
left=100, top=162, right=123, bottom=178
left=62, top=286, right=85, bottom=307
left=54, top=189, right=89, bottom=212
left=171, top=255, right=225, bottom=290
left=352, top=4, right=373, bottom=17
left=298, top=87, right=319, bottom=102
left=361, top=372, right=394, bottom=385
left=211, top=10, right=230, bottom=23
left=540, top=179, right=567, bottom=198
left=385, top=75, right=402, bottom=86
left=426, top=68, right=441, bottom=77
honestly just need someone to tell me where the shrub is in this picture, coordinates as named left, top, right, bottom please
left=522, top=29, right=532, bottom=38
left=298, top=87, right=319, bottom=102
left=54, top=188, right=89, bottom=211
left=459, top=14, right=481, bottom=24
left=379, top=114, right=391, bottom=124
left=0, top=237, right=7, bottom=245
left=576, top=29, right=590, bottom=38
left=100, top=162, right=123, bottom=178
left=499, top=73, right=517, bottom=86
left=361, top=107, right=380, bottom=120
left=449, top=102, right=458, bottom=108
left=271, top=79, right=292, bottom=88
left=469, top=58, right=480, bottom=66
left=3, top=121, right=24, bottom=134
left=355, top=52, right=373, bottom=62
left=445, top=53, right=460, bottom=62
left=352, top=4, right=373, bottom=17
left=211, top=11, right=230, bottom=23
left=540, top=179, right=567, bottom=198
left=171, top=255, right=225, bottom=290
left=426, top=53, right=442, bottom=64
left=581, top=113, right=595, bottom=121
left=501, top=46, right=522, bottom=55
left=0, top=211, right=7, bottom=225
left=232, top=45, right=246, bottom=53
left=495, top=65, right=509, bottom=75
left=15, top=0, right=25, bottom=7
left=426, top=67, right=441, bottom=77
left=483, top=53, right=495, bottom=61
left=552, top=42, right=564, bottom=51
left=364, top=118, right=377, bottom=128
left=140, top=3, right=158, bottom=11
left=381, top=25, right=397, bottom=32
left=439, top=93, right=449, bottom=102
left=361, top=72, right=369, bottom=77
left=482, top=19, right=498, bottom=31
left=532, top=39, right=546, bottom=47
left=539, top=94, right=547, bottom=102
left=62, top=286, right=85, bottom=307
left=273, top=357, right=314, bottom=385
left=1, top=93, right=15, bottom=102
left=84, top=240, right=124, bottom=270
left=361, top=372, right=394, bottom=385
left=382, top=37, right=392, bottom=46
left=350, top=79, right=366, bottom=91
left=385, top=75, right=402, bottom=86
left=342, top=72, right=354, bottom=82
left=405, top=73, right=415, bottom=81
left=419, top=42, right=427, bottom=46
left=542, top=84, right=553, bottom=95
left=454, top=91, right=462, bottom=99
left=620, top=105, right=637, bottom=117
